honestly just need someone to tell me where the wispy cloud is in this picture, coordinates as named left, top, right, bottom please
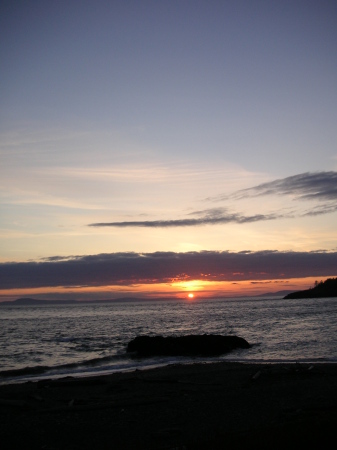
left=234, top=171, right=337, bottom=201
left=231, top=171, right=337, bottom=219
left=89, top=171, right=337, bottom=228
left=301, top=203, right=337, bottom=216
left=88, top=208, right=281, bottom=228
left=1, top=250, right=336, bottom=289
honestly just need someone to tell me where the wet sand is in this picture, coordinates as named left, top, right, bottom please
left=1, top=361, right=337, bottom=449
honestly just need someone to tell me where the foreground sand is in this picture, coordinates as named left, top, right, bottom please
left=1, top=361, right=337, bottom=449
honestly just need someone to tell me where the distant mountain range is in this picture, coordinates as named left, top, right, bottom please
left=284, top=277, right=337, bottom=299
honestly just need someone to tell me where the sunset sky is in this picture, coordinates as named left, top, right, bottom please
left=1, top=0, right=337, bottom=301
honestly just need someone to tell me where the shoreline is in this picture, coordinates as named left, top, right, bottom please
left=2, top=356, right=336, bottom=387
left=1, top=360, right=337, bottom=449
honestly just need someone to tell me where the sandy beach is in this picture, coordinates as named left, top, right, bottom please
left=1, top=361, right=337, bottom=449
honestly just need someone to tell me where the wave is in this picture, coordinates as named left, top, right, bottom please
left=0, top=352, right=215, bottom=383
left=0, top=365, right=51, bottom=378
left=0, top=354, right=126, bottom=379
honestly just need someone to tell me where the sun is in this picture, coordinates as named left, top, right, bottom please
left=188, top=293, right=194, bottom=299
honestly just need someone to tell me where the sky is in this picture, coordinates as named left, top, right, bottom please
left=1, top=0, right=337, bottom=301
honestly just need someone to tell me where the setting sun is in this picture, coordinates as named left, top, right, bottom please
left=188, top=293, right=194, bottom=299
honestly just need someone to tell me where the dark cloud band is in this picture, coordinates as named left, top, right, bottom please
left=1, top=250, right=336, bottom=289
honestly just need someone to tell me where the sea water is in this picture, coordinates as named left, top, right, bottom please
left=1, top=296, right=336, bottom=384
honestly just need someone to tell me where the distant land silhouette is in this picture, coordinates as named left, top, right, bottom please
left=0, top=297, right=151, bottom=306
left=0, top=290, right=298, bottom=305
left=284, top=277, right=337, bottom=299
left=257, top=290, right=296, bottom=297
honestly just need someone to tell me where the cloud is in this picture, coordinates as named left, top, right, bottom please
left=1, top=250, right=336, bottom=290
left=301, top=203, right=337, bottom=216
left=88, top=172, right=337, bottom=228
left=89, top=209, right=281, bottom=228
left=235, top=171, right=337, bottom=201
left=233, top=171, right=337, bottom=218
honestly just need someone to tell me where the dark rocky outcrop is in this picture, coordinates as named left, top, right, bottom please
left=284, top=277, right=337, bottom=299
left=127, top=334, right=250, bottom=357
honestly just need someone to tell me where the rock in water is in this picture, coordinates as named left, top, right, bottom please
left=127, top=334, right=250, bottom=357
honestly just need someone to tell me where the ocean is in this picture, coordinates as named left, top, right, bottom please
left=1, top=296, right=336, bottom=385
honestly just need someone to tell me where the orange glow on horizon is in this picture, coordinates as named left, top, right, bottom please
left=0, top=276, right=326, bottom=302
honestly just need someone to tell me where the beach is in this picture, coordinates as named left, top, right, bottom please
left=1, top=361, right=337, bottom=449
